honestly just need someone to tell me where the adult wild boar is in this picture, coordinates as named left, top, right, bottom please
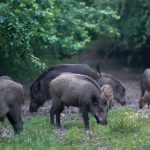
left=30, top=64, right=100, bottom=112
left=0, top=76, right=24, bottom=134
left=98, top=73, right=126, bottom=105
left=49, top=73, right=108, bottom=129
left=139, top=69, right=150, bottom=108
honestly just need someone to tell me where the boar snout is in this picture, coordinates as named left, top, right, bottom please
left=101, top=120, right=107, bottom=125
left=119, top=97, right=126, bottom=105
left=13, top=122, right=23, bottom=134
left=29, top=103, right=38, bottom=112
left=95, top=114, right=107, bottom=126
left=120, top=100, right=126, bottom=105
left=98, top=118, right=107, bottom=125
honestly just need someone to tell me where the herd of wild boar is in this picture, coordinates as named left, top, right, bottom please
left=0, top=64, right=150, bottom=134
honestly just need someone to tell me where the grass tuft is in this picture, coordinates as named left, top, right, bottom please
left=108, top=108, right=144, bottom=133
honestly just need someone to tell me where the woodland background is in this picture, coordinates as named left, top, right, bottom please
left=1, top=0, right=150, bottom=81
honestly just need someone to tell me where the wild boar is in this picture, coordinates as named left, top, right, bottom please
left=139, top=91, right=150, bottom=109
left=30, top=64, right=101, bottom=112
left=98, top=73, right=126, bottom=105
left=101, top=84, right=113, bottom=109
left=0, top=77, right=24, bottom=134
left=139, top=69, right=150, bottom=108
left=140, top=69, right=150, bottom=97
left=49, top=73, right=108, bottom=130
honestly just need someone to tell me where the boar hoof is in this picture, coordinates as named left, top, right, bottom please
left=56, top=123, right=61, bottom=128
left=14, top=123, right=23, bottom=134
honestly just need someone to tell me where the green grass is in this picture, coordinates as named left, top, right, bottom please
left=1, top=108, right=150, bottom=150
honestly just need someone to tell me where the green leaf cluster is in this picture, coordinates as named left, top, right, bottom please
left=0, top=0, right=119, bottom=80
left=98, top=0, right=150, bottom=65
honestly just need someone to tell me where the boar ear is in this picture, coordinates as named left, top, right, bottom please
left=91, top=95, right=99, bottom=105
left=100, top=94, right=108, bottom=105
left=33, top=82, right=41, bottom=92
left=96, top=64, right=101, bottom=77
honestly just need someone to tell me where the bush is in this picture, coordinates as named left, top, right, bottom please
left=0, top=0, right=119, bottom=80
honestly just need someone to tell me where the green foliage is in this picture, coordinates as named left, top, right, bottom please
left=74, top=0, right=150, bottom=66
left=0, top=1, right=46, bottom=80
left=1, top=0, right=150, bottom=77
left=0, top=3, right=30, bottom=63
left=117, top=0, right=150, bottom=47
left=115, top=0, right=150, bottom=64
left=0, top=0, right=119, bottom=80
left=97, top=0, right=150, bottom=65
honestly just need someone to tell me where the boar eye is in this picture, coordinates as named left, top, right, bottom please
left=99, top=108, right=103, bottom=113
left=122, top=88, right=125, bottom=92
left=92, top=95, right=98, bottom=106
left=103, top=100, right=107, bottom=106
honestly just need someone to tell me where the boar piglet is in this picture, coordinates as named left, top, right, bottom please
left=49, top=73, right=108, bottom=130
left=0, top=76, right=24, bottom=134
left=98, top=73, right=126, bottom=105
left=139, top=69, right=150, bottom=108
left=139, top=91, right=150, bottom=109
left=140, top=69, right=150, bottom=98
left=101, top=84, right=113, bottom=109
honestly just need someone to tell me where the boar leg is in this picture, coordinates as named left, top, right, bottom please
left=50, top=100, right=61, bottom=126
left=109, top=104, right=112, bottom=109
left=140, top=88, right=145, bottom=98
left=80, top=107, right=89, bottom=130
left=94, top=115, right=100, bottom=124
left=139, top=99, right=143, bottom=109
left=6, top=106, right=23, bottom=134
left=50, top=106, right=57, bottom=126
left=56, top=103, right=64, bottom=127
left=109, top=100, right=113, bottom=109
left=0, top=103, right=9, bottom=120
